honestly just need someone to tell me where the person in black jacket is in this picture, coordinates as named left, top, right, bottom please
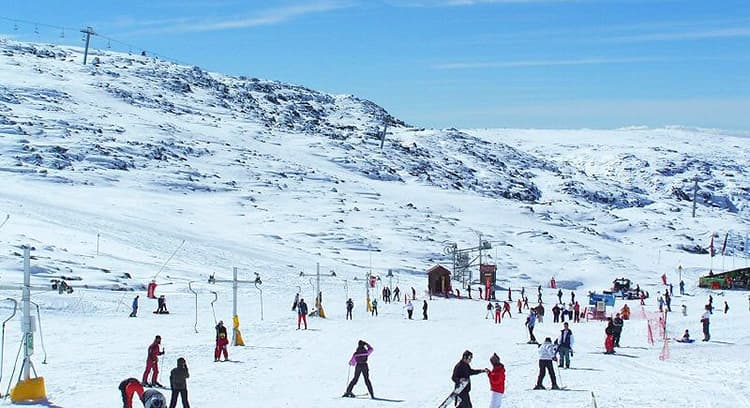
left=451, top=350, right=488, bottom=408
left=343, top=340, right=375, bottom=398
left=346, top=298, right=354, bottom=320
left=169, top=357, right=190, bottom=408
left=423, top=300, right=428, bottom=320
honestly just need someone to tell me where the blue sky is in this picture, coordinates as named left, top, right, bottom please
left=2, top=0, right=750, bottom=130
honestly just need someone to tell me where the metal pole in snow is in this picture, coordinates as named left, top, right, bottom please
left=22, top=246, right=32, bottom=381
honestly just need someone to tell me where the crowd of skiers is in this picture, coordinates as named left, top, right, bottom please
left=121, top=273, right=737, bottom=407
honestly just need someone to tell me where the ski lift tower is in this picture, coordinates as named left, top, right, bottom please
left=299, top=263, right=337, bottom=318
left=207, top=268, right=262, bottom=346
left=444, top=238, right=492, bottom=289
left=10, top=246, right=46, bottom=403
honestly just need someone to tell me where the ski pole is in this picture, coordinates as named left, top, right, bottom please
left=346, top=364, right=351, bottom=390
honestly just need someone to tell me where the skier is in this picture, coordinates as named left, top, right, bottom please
left=613, top=313, right=624, bottom=347
left=214, top=321, right=228, bottom=361
left=292, top=293, right=299, bottom=311
left=168, top=357, right=190, bottom=408
left=155, top=295, right=169, bottom=314
left=486, top=353, right=505, bottom=408
left=604, top=318, right=616, bottom=354
left=724, top=300, right=729, bottom=314
left=657, top=295, right=664, bottom=312
left=405, top=300, right=414, bottom=319
left=536, top=303, right=545, bottom=323
left=570, top=291, right=575, bottom=304
left=130, top=295, right=139, bottom=318
left=516, top=299, right=522, bottom=315
left=573, top=301, right=581, bottom=323
left=669, top=283, right=674, bottom=296
left=560, top=303, right=568, bottom=322
left=525, top=310, right=538, bottom=344
left=346, top=298, right=354, bottom=320
left=507, top=287, right=512, bottom=301
left=142, top=335, right=165, bottom=386
left=661, top=273, right=667, bottom=285
left=451, top=350, right=487, bottom=408
left=485, top=302, right=493, bottom=319
left=552, top=304, right=561, bottom=323
left=502, top=301, right=511, bottom=318
left=143, top=388, right=167, bottom=408
left=708, top=295, right=714, bottom=314
left=423, top=300, right=428, bottom=320
left=701, top=305, right=711, bottom=341
left=297, top=298, right=308, bottom=330
left=557, top=289, right=563, bottom=304
left=681, top=303, right=687, bottom=316
left=679, top=280, right=685, bottom=295
left=665, top=291, right=672, bottom=312
left=393, top=286, right=400, bottom=302
left=119, top=377, right=145, bottom=408
left=494, top=303, right=502, bottom=324
left=523, top=296, right=529, bottom=310
left=533, top=338, right=559, bottom=390
left=371, top=298, right=378, bottom=316
left=556, top=322, right=574, bottom=369
left=343, top=340, right=375, bottom=398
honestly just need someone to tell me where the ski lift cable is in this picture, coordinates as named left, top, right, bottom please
left=0, top=298, right=19, bottom=389
left=29, top=302, right=47, bottom=364
left=0, top=15, right=189, bottom=65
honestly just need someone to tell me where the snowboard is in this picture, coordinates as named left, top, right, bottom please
left=437, top=380, right=468, bottom=408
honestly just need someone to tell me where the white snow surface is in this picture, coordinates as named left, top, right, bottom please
left=0, top=39, right=749, bottom=407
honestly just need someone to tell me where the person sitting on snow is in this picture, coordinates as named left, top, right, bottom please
left=155, top=295, right=169, bottom=314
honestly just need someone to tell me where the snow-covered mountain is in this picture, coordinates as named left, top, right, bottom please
left=1, top=39, right=750, bottom=407
left=1, top=39, right=748, bottom=287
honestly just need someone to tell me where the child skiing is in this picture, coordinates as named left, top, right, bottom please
left=343, top=340, right=375, bottom=398
left=604, top=318, right=616, bottom=354
left=297, top=298, right=308, bottom=329
left=214, top=321, right=229, bottom=361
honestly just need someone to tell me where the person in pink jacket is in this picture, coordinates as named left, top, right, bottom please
left=342, top=340, right=375, bottom=398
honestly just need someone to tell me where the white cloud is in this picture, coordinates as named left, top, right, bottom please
left=607, top=27, right=750, bottom=42
left=120, top=1, right=354, bottom=36
left=432, top=56, right=666, bottom=70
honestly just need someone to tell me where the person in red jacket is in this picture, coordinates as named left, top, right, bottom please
left=119, top=378, right=145, bottom=408
left=487, top=353, right=505, bottom=407
left=143, top=335, right=165, bottom=386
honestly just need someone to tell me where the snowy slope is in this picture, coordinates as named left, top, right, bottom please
left=0, top=39, right=750, bottom=407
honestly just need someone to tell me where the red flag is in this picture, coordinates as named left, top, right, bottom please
left=709, top=235, right=716, bottom=257
left=721, top=233, right=729, bottom=255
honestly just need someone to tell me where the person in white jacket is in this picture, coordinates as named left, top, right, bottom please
left=533, top=337, right=559, bottom=390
